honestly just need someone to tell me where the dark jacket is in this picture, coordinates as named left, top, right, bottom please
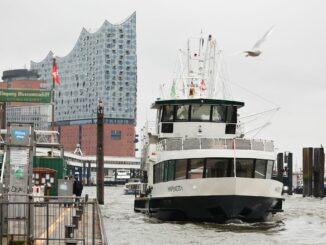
left=73, top=180, right=83, bottom=196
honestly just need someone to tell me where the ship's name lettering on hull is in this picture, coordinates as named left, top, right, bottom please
left=168, top=186, right=183, bottom=192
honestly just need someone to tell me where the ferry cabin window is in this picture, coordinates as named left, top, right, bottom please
left=212, top=106, right=226, bottom=122
left=154, top=162, right=164, bottom=184
left=206, top=158, right=234, bottom=177
left=154, top=164, right=159, bottom=184
left=153, top=158, right=271, bottom=183
left=191, top=105, right=211, bottom=121
left=236, top=159, right=254, bottom=178
left=175, top=105, right=190, bottom=121
left=175, top=159, right=187, bottom=180
left=187, top=159, right=204, bottom=179
left=255, top=159, right=267, bottom=179
left=266, top=160, right=274, bottom=179
left=161, top=105, right=174, bottom=122
left=160, top=162, right=164, bottom=182
left=164, top=160, right=175, bottom=182
left=226, top=106, right=237, bottom=123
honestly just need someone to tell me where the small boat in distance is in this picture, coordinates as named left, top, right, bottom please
left=124, top=180, right=147, bottom=195
left=134, top=34, right=284, bottom=223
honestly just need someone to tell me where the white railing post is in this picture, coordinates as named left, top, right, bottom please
left=182, top=138, right=184, bottom=151
left=0, top=152, right=6, bottom=184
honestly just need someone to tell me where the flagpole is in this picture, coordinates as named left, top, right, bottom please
left=52, top=58, right=55, bottom=129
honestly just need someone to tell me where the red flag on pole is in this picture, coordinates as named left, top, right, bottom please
left=52, top=62, right=60, bottom=85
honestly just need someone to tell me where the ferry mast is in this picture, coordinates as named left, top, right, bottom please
left=171, top=34, right=230, bottom=100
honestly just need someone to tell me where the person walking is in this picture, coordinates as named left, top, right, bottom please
left=73, top=176, right=83, bottom=205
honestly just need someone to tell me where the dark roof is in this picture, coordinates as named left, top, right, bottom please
left=151, top=98, right=245, bottom=108
left=2, top=69, right=39, bottom=81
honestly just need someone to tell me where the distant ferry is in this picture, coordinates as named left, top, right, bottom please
left=134, top=34, right=284, bottom=222
left=124, top=180, right=147, bottom=195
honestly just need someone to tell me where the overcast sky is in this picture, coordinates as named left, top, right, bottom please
left=0, top=0, right=325, bottom=169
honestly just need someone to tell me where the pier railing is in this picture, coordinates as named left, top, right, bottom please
left=0, top=195, right=105, bottom=245
left=156, top=138, right=274, bottom=152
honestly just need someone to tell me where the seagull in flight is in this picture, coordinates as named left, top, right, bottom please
left=244, top=26, right=274, bottom=57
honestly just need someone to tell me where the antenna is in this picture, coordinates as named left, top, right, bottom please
left=168, top=32, right=232, bottom=100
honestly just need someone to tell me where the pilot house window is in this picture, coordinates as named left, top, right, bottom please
left=175, top=105, right=189, bottom=121
left=159, top=104, right=238, bottom=123
left=162, top=105, right=174, bottom=122
left=191, top=105, right=210, bottom=121
left=212, top=106, right=226, bottom=122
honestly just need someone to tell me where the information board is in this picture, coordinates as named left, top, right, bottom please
left=0, top=89, right=51, bottom=103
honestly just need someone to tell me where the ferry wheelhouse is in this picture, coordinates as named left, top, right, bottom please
left=134, top=34, right=283, bottom=222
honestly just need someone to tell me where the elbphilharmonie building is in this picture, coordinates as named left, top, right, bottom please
left=31, top=13, right=137, bottom=156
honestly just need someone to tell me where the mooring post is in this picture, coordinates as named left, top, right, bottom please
left=320, top=147, right=325, bottom=198
left=287, top=152, right=293, bottom=195
left=277, top=153, right=284, bottom=183
left=97, top=99, right=104, bottom=205
left=313, top=147, right=325, bottom=198
left=313, top=148, right=320, bottom=197
left=303, top=147, right=313, bottom=197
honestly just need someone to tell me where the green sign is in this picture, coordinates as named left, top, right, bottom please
left=0, top=89, right=52, bottom=103
left=14, top=167, right=24, bottom=179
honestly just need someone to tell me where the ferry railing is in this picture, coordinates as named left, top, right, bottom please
left=0, top=151, right=6, bottom=184
left=157, top=138, right=274, bottom=152
left=134, top=183, right=148, bottom=198
left=0, top=194, right=102, bottom=245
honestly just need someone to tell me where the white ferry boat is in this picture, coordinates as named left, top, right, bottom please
left=116, top=169, right=131, bottom=184
left=124, top=180, right=147, bottom=195
left=134, top=34, right=284, bottom=222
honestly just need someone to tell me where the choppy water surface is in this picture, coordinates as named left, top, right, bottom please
left=84, top=186, right=326, bottom=245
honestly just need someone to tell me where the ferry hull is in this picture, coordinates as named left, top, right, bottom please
left=134, top=195, right=283, bottom=222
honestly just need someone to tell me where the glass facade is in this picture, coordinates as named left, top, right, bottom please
left=30, top=13, right=137, bottom=124
left=6, top=104, right=51, bottom=129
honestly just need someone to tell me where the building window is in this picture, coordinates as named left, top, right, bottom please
left=111, top=130, right=121, bottom=140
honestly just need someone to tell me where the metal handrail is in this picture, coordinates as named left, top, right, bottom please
left=96, top=201, right=108, bottom=245
left=156, top=138, right=274, bottom=152
left=0, top=152, right=6, bottom=184
left=0, top=196, right=100, bottom=244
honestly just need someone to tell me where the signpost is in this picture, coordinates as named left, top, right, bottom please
left=5, top=123, right=35, bottom=237
left=0, top=89, right=52, bottom=103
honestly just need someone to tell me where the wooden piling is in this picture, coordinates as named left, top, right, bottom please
left=303, top=147, right=313, bottom=197
left=313, top=147, right=325, bottom=198
left=320, top=147, right=325, bottom=198
left=277, top=153, right=284, bottom=183
left=287, top=152, right=293, bottom=195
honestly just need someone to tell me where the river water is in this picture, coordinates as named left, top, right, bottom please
left=84, top=186, right=326, bottom=245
